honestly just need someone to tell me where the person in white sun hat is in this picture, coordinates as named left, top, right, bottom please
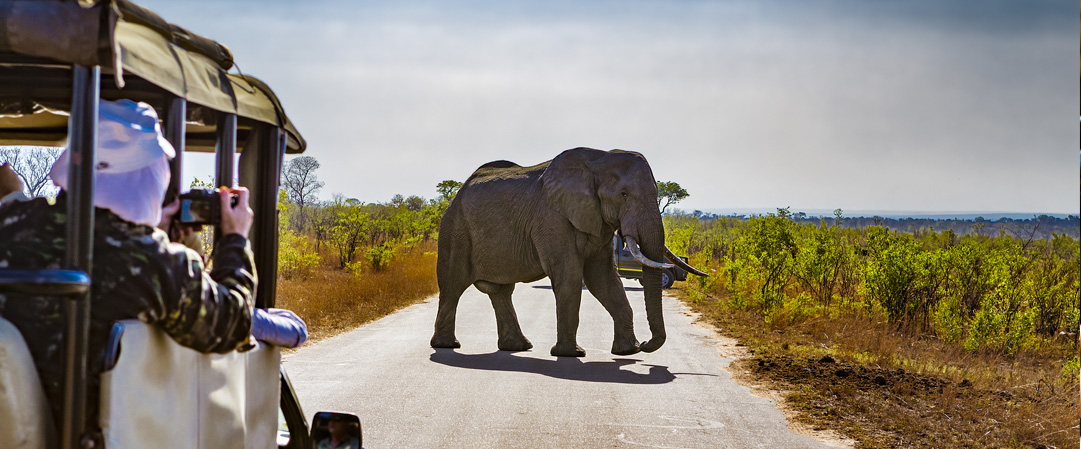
left=0, top=99, right=305, bottom=440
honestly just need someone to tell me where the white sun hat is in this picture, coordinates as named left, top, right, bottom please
left=49, top=99, right=177, bottom=227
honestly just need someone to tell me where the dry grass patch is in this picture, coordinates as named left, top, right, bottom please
left=679, top=286, right=1080, bottom=449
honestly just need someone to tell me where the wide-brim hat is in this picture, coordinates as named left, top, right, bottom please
left=94, top=99, right=176, bottom=172
left=48, top=99, right=175, bottom=227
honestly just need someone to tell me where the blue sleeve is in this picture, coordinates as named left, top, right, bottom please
left=251, top=308, right=308, bottom=348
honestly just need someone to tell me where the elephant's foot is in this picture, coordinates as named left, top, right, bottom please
left=611, top=339, right=641, bottom=356
left=498, top=336, right=533, bottom=352
left=550, top=342, right=586, bottom=357
left=430, top=334, right=461, bottom=349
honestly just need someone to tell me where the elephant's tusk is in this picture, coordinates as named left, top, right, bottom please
left=664, top=246, right=708, bottom=277
left=624, top=236, right=674, bottom=269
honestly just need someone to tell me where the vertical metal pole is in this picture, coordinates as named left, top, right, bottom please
left=162, top=97, right=186, bottom=203
left=253, top=126, right=283, bottom=309
left=214, top=113, right=237, bottom=188
left=61, top=64, right=98, bottom=449
left=212, top=113, right=237, bottom=244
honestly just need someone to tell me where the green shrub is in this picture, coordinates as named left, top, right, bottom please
left=366, top=244, right=395, bottom=271
left=766, top=291, right=817, bottom=327
left=739, top=214, right=796, bottom=311
left=792, top=223, right=851, bottom=306
left=862, top=228, right=919, bottom=323
left=1063, top=356, right=1080, bottom=379
left=964, top=295, right=1035, bottom=353
left=278, top=230, right=320, bottom=280
left=667, top=211, right=1080, bottom=356
left=932, top=294, right=964, bottom=343
left=1026, top=235, right=1080, bottom=335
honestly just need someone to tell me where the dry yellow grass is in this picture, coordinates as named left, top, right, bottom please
left=680, top=285, right=1080, bottom=448
left=277, top=240, right=438, bottom=342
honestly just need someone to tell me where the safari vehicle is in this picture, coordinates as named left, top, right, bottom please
left=0, top=1, right=360, bottom=448
left=613, top=235, right=689, bottom=289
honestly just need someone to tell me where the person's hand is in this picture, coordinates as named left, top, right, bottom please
left=219, top=186, right=253, bottom=237
left=159, top=198, right=180, bottom=231
left=158, top=198, right=201, bottom=242
left=0, top=163, right=24, bottom=197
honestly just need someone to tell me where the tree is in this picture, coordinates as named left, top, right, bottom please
left=404, top=195, right=426, bottom=212
left=656, top=181, right=688, bottom=214
left=436, top=180, right=462, bottom=201
left=389, top=194, right=406, bottom=208
left=0, top=146, right=62, bottom=198
left=282, top=156, right=324, bottom=230
left=329, top=207, right=370, bottom=268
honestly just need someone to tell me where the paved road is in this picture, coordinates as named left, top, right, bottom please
left=284, top=279, right=841, bottom=448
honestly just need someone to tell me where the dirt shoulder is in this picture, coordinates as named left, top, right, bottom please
left=675, top=289, right=1080, bottom=449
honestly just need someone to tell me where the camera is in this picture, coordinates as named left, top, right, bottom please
left=177, top=188, right=238, bottom=225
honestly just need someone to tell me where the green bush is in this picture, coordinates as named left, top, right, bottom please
left=669, top=212, right=1080, bottom=356
left=278, top=230, right=320, bottom=280
left=739, top=213, right=797, bottom=311
left=792, top=223, right=852, bottom=306
left=366, top=244, right=395, bottom=271
left=1026, top=235, right=1080, bottom=335
left=932, top=294, right=964, bottom=343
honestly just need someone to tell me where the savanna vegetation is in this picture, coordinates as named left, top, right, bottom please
left=664, top=208, right=1080, bottom=448
left=6, top=147, right=1077, bottom=445
left=271, top=157, right=460, bottom=341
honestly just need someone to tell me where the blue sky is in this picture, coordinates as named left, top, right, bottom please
left=141, top=0, right=1079, bottom=214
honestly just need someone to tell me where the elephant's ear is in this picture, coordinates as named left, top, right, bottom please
left=540, top=148, right=606, bottom=237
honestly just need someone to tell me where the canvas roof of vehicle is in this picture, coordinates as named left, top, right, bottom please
left=0, top=0, right=305, bottom=153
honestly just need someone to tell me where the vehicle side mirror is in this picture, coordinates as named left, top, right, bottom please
left=310, top=411, right=362, bottom=449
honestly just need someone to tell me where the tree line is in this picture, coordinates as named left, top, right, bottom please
left=278, top=156, right=459, bottom=278
left=671, top=208, right=1080, bottom=240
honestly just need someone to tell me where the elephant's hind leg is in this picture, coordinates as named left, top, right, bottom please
left=432, top=243, right=470, bottom=349
left=475, top=281, right=533, bottom=351
left=431, top=284, right=467, bottom=348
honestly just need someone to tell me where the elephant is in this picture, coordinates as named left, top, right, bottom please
left=431, top=147, right=706, bottom=357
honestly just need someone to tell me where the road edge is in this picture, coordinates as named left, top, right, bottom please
left=676, top=296, right=856, bottom=449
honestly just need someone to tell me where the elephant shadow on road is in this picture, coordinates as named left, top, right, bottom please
left=531, top=284, right=645, bottom=292
left=429, top=349, right=678, bottom=384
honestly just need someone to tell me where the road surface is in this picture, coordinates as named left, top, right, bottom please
left=284, top=279, right=843, bottom=448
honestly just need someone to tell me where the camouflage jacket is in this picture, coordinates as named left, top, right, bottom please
left=0, top=196, right=257, bottom=429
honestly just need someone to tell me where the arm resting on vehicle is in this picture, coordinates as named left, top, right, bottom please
left=252, top=308, right=307, bottom=348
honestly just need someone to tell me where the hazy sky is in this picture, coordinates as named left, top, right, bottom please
left=141, top=0, right=1078, bottom=214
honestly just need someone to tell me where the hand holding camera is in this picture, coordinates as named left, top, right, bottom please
left=163, top=186, right=253, bottom=239
left=218, top=186, right=252, bottom=237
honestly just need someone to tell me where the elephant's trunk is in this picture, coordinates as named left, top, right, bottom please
left=625, top=224, right=667, bottom=353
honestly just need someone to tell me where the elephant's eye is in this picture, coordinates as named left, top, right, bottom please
left=620, top=191, right=628, bottom=197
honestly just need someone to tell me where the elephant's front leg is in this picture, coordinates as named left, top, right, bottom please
left=475, top=281, right=532, bottom=351
left=550, top=273, right=587, bottom=357
left=584, top=256, right=640, bottom=356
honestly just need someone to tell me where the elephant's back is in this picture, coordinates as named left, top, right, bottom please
left=464, top=160, right=548, bottom=188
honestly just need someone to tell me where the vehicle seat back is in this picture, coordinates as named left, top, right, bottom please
left=0, top=316, right=56, bottom=449
left=99, top=320, right=281, bottom=449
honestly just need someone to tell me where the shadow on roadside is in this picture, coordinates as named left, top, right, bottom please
left=429, top=349, right=677, bottom=385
